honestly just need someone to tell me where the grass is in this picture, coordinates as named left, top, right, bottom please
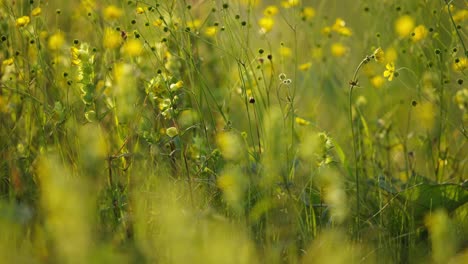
left=0, top=0, right=467, bottom=263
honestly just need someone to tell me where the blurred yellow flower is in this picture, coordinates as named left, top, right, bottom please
left=103, top=28, right=121, bottom=49
left=153, top=19, right=163, bottom=27
left=373, top=47, right=385, bottom=62
left=282, top=0, right=300, bottom=8
left=70, top=46, right=81, bottom=66
left=385, top=47, right=398, bottom=63
left=16, top=16, right=30, bottom=27
left=370, top=75, right=385, bottom=88
left=384, top=62, right=395, bottom=81
left=301, top=7, right=316, bottom=20
left=103, top=5, right=122, bottom=21
left=204, top=26, right=217, bottom=37
left=48, top=32, right=65, bottom=50
left=2, top=57, right=14, bottom=66
left=187, top=19, right=201, bottom=30
left=259, top=17, right=274, bottom=33
left=279, top=46, right=292, bottom=57
left=298, top=62, right=312, bottom=71
left=454, top=89, right=468, bottom=110
left=452, top=9, right=468, bottom=23
left=395, top=15, right=415, bottom=37
left=136, top=7, right=145, bottom=14
left=295, top=117, right=310, bottom=126
left=166, top=127, right=178, bottom=137
left=452, top=57, right=467, bottom=72
left=31, top=7, right=42, bottom=16
left=122, top=39, right=143, bottom=57
left=170, top=81, right=184, bottom=91
left=330, top=42, right=347, bottom=57
left=264, top=6, right=279, bottom=16
left=331, top=18, right=352, bottom=36
left=412, top=25, right=427, bottom=42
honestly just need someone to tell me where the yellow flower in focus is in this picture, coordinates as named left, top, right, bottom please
left=295, top=117, right=310, bottom=126
left=103, top=5, right=123, bottom=21
left=264, top=6, right=279, bottom=16
left=370, top=75, right=385, bottom=88
left=103, top=28, right=121, bottom=49
left=48, top=32, right=65, bottom=50
left=2, top=58, right=14, bottom=66
left=412, top=25, right=427, bottom=42
left=136, top=7, right=145, bottom=14
left=298, top=62, right=312, bottom=71
left=331, top=18, right=352, bottom=36
left=301, top=7, right=316, bottom=20
left=122, top=39, right=143, bottom=57
left=373, top=47, right=385, bottom=62
left=31, top=7, right=42, bottom=16
left=16, top=16, right=30, bottom=27
left=453, top=57, right=467, bottom=72
left=395, top=15, right=415, bottom=37
left=204, top=26, right=217, bottom=37
left=330, top=42, right=347, bottom=57
left=259, top=17, right=274, bottom=33
left=166, top=127, right=178, bottom=138
left=282, top=0, right=300, bottom=8
left=383, top=62, right=396, bottom=81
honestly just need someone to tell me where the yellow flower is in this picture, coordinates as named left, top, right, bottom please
left=187, top=19, right=201, bottom=30
left=153, top=19, right=163, bottom=27
left=412, top=25, right=427, bottom=42
left=136, top=7, right=145, bottom=14
left=16, top=16, right=30, bottom=27
left=298, top=62, right=312, bottom=71
left=383, top=62, right=396, bottom=81
left=204, top=26, right=217, bottom=37
left=48, top=32, right=65, bottom=50
left=103, top=28, right=121, bottom=49
left=259, top=17, right=274, bottom=33
left=452, top=9, right=468, bottom=23
left=166, top=127, right=178, bottom=137
left=122, top=39, right=143, bottom=57
left=370, top=75, right=385, bottom=88
left=385, top=47, right=398, bottom=63
left=330, top=42, right=347, bottom=57
left=103, top=5, right=123, bottom=21
left=454, top=89, right=468, bottom=110
left=331, top=18, right=352, bottom=36
left=301, top=7, right=316, bottom=20
left=453, top=57, right=467, bottom=72
left=373, top=47, right=385, bottom=62
left=279, top=46, right=292, bottom=57
left=31, top=7, right=42, bottom=16
left=2, top=58, right=14, bottom=66
left=281, top=0, right=300, bottom=8
left=395, top=15, right=415, bottom=37
left=295, top=117, right=310, bottom=126
left=264, top=5, right=279, bottom=16
left=170, top=81, right=184, bottom=91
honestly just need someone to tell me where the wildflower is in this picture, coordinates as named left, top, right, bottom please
left=331, top=18, right=352, bottom=36
left=48, top=32, right=65, bottom=50
left=298, top=62, right=312, bottom=71
left=103, top=5, right=123, bottom=21
left=31, top=7, right=42, bottom=16
left=70, top=46, right=81, bottom=66
left=264, top=6, right=279, bottom=16
left=169, top=81, right=184, bottom=91
left=153, top=19, right=163, bottom=27
left=122, top=39, right=143, bottom=57
left=385, top=47, right=398, bottom=63
left=395, top=15, right=415, bottom=37
left=373, top=47, right=385, bottom=62
left=370, top=75, right=385, bottom=88
left=16, top=16, right=30, bottom=27
left=383, top=62, right=396, bottom=81
left=412, top=25, right=427, bottom=42
left=279, top=46, right=292, bottom=57
left=452, top=9, right=468, bottom=23
left=330, top=42, right=347, bottom=57
left=166, top=127, right=178, bottom=137
left=452, top=57, right=467, bottom=72
left=295, top=117, right=310, bottom=126
left=281, top=0, right=300, bottom=8
left=187, top=19, right=201, bottom=30
left=136, top=7, right=145, bottom=14
left=204, top=26, right=217, bottom=37
left=259, top=17, right=274, bottom=33
left=454, top=89, right=468, bottom=110
left=2, top=58, right=14, bottom=66
left=103, top=28, right=121, bottom=49
left=301, top=7, right=316, bottom=20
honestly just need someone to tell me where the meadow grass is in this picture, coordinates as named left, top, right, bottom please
left=0, top=0, right=467, bottom=263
